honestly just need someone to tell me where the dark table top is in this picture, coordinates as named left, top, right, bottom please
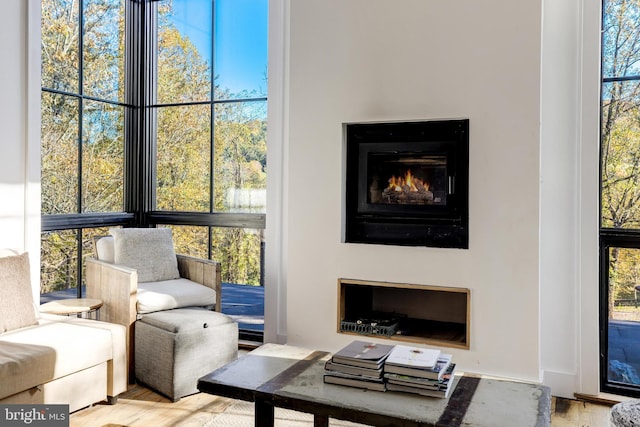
left=198, top=343, right=551, bottom=427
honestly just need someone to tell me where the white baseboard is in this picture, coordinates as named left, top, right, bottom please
left=542, top=370, right=577, bottom=399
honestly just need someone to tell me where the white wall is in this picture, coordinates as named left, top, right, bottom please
left=539, top=0, right=581, bottom=397
left=0, top=0, right=41, bottom=301
left=282, top=0, right=544, bottom=382
left=267, top=0, right=604, bottom=397
left=539, top=0, right=601, bottom=398
left=577, top=0, right=603, bottom=397
left=265, top=0, right=290, bottom=344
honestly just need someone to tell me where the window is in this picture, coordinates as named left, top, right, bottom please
left=600, top=0, right=640, bottom=397
left=41, top=0, right=267, bottom=340
left=41, top=0, right=128, bottom=296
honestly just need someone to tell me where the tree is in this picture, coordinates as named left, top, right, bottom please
left=602, top=0, right=640, bottom=229
left=155, top=7, right=266, bottom=285
left=602, top=0, right=640, bottom=314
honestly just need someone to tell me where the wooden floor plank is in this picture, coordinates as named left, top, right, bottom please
left=69, top=384, right=234, bottom=427
left=551, top=397, right=612, bottom=427
left=70, top=385, right=613, bottom=427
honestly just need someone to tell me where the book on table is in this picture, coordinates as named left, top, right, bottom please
left=385, top=363, right=456, bottom=389
left=386, top=375, right=458, bottom=398
left=329, top=340, right=395, bottom=370
left=385, top=364, right=458, bottom=398
left=323, top=372, right=387, bottom=392
left=384, top=344, right=441, bottom=375
left=324, top=359, right=383, bottom=379
left=323, top=340, right=394, bottom=391
left=385, top=353, right=452, bottom=380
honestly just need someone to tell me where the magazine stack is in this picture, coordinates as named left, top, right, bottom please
left=383, top=344, right=458, bottom=398
left=323, top=340, right=394, bottom=391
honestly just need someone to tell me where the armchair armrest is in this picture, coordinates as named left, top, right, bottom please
left=86, top=257, right=137, bottom=382
left=176, top=254, right=222, bottom=312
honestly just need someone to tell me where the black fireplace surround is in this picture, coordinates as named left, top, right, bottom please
left=344, top=119, right=469, bottom=249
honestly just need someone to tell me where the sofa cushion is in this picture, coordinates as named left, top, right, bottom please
left=137, top=278, right=217, bottom=314
left=0, top=317, right=113, bottom=400
left=110, top=228, right=180, bottom=283
left=0, top=253, right=38, bottom=333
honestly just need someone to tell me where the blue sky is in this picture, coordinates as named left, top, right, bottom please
left=169, top=0, right=268, bottom=96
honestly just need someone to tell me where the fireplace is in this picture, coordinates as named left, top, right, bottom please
left=344, top=119, right=469, bottom=248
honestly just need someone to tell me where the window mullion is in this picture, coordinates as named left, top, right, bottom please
left=78, top=0, right=85, bottom=215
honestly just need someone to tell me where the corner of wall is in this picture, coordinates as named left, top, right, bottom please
left=264, top=0, right=289, bottom=344
left=27, top=0, right=42, bottom=303
left=539, top=0, right=601, bottom=397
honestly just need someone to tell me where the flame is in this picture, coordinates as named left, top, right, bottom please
left=386, top=170, right=428, bottom=192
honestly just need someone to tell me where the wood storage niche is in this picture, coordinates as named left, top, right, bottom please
left=337, top=278, right=470, bottom=349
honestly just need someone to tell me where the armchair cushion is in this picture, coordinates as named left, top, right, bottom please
left=110, top=228, right=180, bottom=283
left=95, top=235, right=115, bottom=263
left=137, top=278, right=217, bottom=314
left=0, top=253, right=38, bottom=333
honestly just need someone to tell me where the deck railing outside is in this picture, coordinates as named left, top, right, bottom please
left=40, top=282, right=264, bottom=333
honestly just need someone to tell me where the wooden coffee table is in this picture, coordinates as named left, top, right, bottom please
left=198, top=343, right=551, bottom=427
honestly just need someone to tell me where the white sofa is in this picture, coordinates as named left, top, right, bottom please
left=0, top=252, right=127, bottom=413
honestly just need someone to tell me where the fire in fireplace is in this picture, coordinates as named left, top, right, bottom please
left=344, top=119, right=469, bottom=248
left=369, top=155, right=447, bottom=206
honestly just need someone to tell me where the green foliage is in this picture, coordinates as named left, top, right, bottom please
left=601, top=90, right=640, bottom=229
left=83, top=0, right=126, bottom=101
left=41, top=92, right=79, bottom=215
left=212, top=228, right=262, bottom=286
left=609, top=248, right=640, bottom=303
left=156, top=104, right=211, bottom=211
left=82, top=102, right=125, bottom=212
left=157, top=27, right=211, bottom=104
left=40, top=230, right=78, bottom=294
left=41, top=0, right=79, bottom=92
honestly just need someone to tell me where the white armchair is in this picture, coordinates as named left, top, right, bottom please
left=85, top=228, right=222, bottom=382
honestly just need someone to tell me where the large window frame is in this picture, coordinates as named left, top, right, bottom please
left=599, top=234, right=640, bottom=396
left=599, top=0, right=640, bottom=397
left=41, top=0, right=266, bottom=342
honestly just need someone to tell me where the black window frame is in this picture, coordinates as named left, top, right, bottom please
left=599, top=231, right=640, bottom=397
left=599, top=0, right=640, bottom=397
left=41, top=0, right=266, bottom=342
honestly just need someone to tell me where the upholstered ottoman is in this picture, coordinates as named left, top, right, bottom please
left=134, top=307, right=238, bottom=401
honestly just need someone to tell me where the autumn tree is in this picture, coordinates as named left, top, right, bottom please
left=602, top=0, right=640, bottom=313
left=602, top=0, right=640, bottom=229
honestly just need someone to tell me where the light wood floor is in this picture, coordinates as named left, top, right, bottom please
left=551, top=397, right=612, bottom=426
left=70, top=383, right=614, bottom=427
left=69, top=384, right=235, bottom=427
